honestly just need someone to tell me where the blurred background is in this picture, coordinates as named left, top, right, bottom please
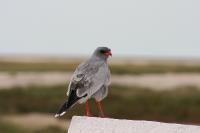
left=1, top=0, right=200, bottom=133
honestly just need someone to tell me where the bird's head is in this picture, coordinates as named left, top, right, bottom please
left=93, top=47, right=112, bottom=60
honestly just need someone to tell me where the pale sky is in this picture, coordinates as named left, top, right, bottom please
left=0, top=0, right=200, bottom=57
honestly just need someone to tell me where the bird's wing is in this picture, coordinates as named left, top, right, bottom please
left=81, top=62, right=110, bottom=97
left=66, top=60, right=110, bottom=99
left=66, top=61, right=95, bottom=96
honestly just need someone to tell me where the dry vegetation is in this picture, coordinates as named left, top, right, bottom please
left=0, top=85, right=200, bottom=124
left=1, top=59, right=200, bottom=74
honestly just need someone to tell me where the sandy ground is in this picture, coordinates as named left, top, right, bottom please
left=1, top=113, right=70, bottom=130
left=112, top=73, right=200, bottom=90
left=0, top=72, right=70, bottom=89
left=1, top=72, right=200, bottom=90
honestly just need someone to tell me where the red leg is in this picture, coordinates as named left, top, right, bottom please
left=95, top=99, right=105, bottom=117
left=85, top=100, right=92, bottom=116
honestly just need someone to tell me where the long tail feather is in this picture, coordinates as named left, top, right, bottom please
left=55, top=89, right=86, bottom=118
left=55, top=101, right=68, bottom=117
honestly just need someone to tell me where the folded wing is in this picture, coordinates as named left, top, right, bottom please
left=67, top=60, right=110, bottom=103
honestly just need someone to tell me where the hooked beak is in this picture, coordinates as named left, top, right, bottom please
left=104, top=50, right=112, bottom=57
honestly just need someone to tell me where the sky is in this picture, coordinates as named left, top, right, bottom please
left=0, top=0, right=200, bottom=57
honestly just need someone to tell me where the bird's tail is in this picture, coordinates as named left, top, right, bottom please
left=55, top=89, right=87, bottom=118
left=54, top=100, right=69, bottom=118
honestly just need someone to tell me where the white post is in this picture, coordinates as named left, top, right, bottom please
left=68, top=116, right=200, bottom=133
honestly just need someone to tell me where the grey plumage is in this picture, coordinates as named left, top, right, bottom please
left=55, top=47, right=111, bottom=117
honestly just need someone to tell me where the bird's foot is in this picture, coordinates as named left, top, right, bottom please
left=98, top=112, right=107, bottom=118
left=85, top=112, right=93, bottom=117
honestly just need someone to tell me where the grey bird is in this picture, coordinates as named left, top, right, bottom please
left=55, top=47, right=112, bottom=117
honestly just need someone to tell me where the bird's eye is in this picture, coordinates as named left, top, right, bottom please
left=100, top=50, right=105, bottom=53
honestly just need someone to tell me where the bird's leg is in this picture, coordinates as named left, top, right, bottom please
left=95, top=99, right=105, bottom=118
left=85, top=100, right=92, bottom=116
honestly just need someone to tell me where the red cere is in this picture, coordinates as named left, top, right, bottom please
left=104, top=51, right=112, bottom=57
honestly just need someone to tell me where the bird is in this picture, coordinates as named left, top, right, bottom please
left=55, top=47, right=112, bottom=118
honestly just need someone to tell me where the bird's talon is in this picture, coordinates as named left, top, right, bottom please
left=85, top=113, right=92, bottom=117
